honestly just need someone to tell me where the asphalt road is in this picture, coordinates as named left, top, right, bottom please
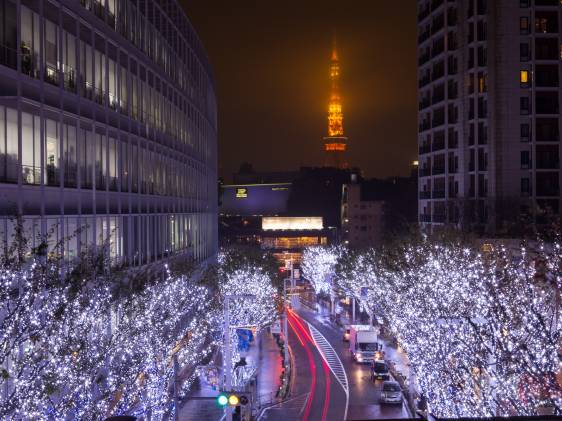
left=296, top=302, right=411, bottom=421
left=259, top=308, right=347, bottom=421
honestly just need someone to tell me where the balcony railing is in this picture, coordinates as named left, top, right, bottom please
left=21, top=165, right=41, bottom=185
left=432, top=190, right=446, bottom=199
left=420, top=214, right=432, bottom=222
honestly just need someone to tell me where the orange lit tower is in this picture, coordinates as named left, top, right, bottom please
left=323, top=41, right=348, bottom=168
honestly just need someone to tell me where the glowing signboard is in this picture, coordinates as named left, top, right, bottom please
left=236, top=188, right=248, bottom=198
left=262, top=217, right=323, bottom=231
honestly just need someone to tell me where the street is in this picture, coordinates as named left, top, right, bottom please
left=259, top=295, right=411, bottom=421
left=296, top=302, right=411, bottom=420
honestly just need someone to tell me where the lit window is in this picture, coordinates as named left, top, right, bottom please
left=520, top=70, right=529, bottom=87
left=520, top=17, right=529, bottom=34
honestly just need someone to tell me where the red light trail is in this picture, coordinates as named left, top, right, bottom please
left=287, top=309, right=331, bottom=421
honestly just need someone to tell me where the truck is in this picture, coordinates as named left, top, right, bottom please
left=349, top=324, right=379, bottom=363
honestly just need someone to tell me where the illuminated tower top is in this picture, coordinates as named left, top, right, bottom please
left=328, top=43, right=344, bottom=137
left=323, top=39, right=348, bottom=169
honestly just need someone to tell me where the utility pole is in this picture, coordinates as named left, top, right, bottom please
left=173, top=353, right=179, bottom=421
left=351, top=296, right=355, bottom=324
left=283, top=279, right=290, bottom=368
left=224, top=296, right=233, bottom=421
left=289, top=258, right=297, bottom=307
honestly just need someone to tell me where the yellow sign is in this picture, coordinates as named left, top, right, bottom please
left=236, top=188, right=248, bottom=198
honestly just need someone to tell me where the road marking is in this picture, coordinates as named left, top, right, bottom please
left=306, top=322, right=349, bottom=421
left=256, top=393, right=309, bottom=420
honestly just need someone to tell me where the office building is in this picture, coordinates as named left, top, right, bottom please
left=341, top=177, right=385, bottom=249
left=0, top=0, right=218, bottom=264
left=418, top=0, right=561, bottom=233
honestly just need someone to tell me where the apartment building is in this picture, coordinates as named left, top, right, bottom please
left=418, top=0, right=561, bottom=233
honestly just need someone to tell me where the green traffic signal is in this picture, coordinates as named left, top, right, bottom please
left=217, top=392, right=249, bottom=407
left=217, top=393, right=229, bottom=406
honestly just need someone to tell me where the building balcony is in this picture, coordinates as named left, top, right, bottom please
left=420, top=214, right=432, bottom=223
left=432, top=166, right=445, bottom=175
left=432, top=140, right=445, bottom=151
left=419, top=145, right=431, bottom=154
left=420, top=191, right=432, bottom=199
left=432, top=190, right=445, bottom=199
left=433, top=213, right=446, bottom=223
left=419, top=168, right=431, bottom=177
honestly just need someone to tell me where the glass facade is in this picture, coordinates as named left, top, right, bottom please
left=0, top=0, right=218, bottom=264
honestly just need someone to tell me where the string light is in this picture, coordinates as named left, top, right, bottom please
left=303, top=241, right=562, bottom=416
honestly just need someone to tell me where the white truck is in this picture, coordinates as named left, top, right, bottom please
left=349, top=324, right=379, bottom=363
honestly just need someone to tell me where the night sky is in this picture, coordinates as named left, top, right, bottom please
left=181, top=1, right=418, bottom=182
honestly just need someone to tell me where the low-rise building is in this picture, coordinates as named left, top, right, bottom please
left=341, top=178, right=385, bottom=249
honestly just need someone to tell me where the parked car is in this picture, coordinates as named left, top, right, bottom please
left=343, top=325, right=351, bottom=341
left=370, top=360, right=390, bottom=381
left=380, top=380, right=403, bottom=404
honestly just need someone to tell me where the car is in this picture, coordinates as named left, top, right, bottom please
left=380, top=380, right=403, bottom=404
left=370, top=360, right=390, bottom=381
left=343, top=325, right=351, bottom=341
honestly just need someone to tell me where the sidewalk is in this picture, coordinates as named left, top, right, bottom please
left=178, top=329, right=284, bottom=420
left=178, top=371, right=222, bottom=421
left=253, top=329, right=284, bottom=407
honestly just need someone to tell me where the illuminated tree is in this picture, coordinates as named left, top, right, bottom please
left=331, top=239, right=562, bottom=417
left=301, top=246, right=341, bottom=295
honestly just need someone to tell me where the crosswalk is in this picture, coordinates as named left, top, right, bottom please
left=306, top=322, right=349, bottom=420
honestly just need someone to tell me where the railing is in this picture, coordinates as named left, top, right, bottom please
left=63, top=66, right=77, bottom=92
left=419, top=214, right=432, bottom=223
left=22, top=165, right=41, bottom=185
left=45, top=165, right=59, bottom=186
left=433, top=214, right=446, bottom=223
left=432, top=190, right=445, bottom=199
left=45, top=64, right=59, bottom=86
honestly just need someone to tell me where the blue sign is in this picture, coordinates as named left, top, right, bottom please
left=236, top=329, right=253, bottom=352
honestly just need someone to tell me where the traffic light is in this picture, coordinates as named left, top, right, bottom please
left=216, top=392, right=249, bottom=407
left=217, top=393, right=229, bottom=407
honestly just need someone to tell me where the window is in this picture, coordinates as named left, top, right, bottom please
left=45, top=118, right=59, bottom=186
left=477, top=46, right=487, bottom=67
left=521, top=177, right=530, bottom=196
left=520, top=70, right=529, bottom=87
left=520, top=43, right=530, bottom=61
left=63, top=123, right=77, bottom=187
left=478, top=73, right=487, bottom=93
left=520, top=17, right=529, bottom=34
left=520, top=123, right=530, bottom=142
left=520, top=150, right=531, bottom=169
left=520, top=96, right=530, bottom=115
left=21, top=113, right=41, bottom=185
left=20, top=6, right=40, bottom=78
left=44, top=20, right=59, bottom=85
